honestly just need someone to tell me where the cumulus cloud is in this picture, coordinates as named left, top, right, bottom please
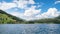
left=24, top=6, right=41, bottom=16
left=11, top=8, right=60, bottom=20
left=10, top=12, right=21, bottom=17
left=12, top=8, right=60, bottom=20
left=13, top=0, right=35, bottom=4
left=36, top=8, right=60, bottom=19
left=10, top=6, right=41, bottom=20
left=46, top=8, right=59, bottom=17
left=13, top=0, right=28, bottom=9
left=55, top=1, right=60, bottom=4
left=12, top=0, right=35, bottom=9
left=0, top=2, right=16, bottom=10
left=0, top=0, right=41, bottom=20
left=0, top=0, right=60, bottom=20
left=0, top=0, right=35, bottom=10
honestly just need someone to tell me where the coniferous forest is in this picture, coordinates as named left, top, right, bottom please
left=0, top=10, right=60, bottom=24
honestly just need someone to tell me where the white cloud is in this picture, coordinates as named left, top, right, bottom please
left=13, top=0, right=28, bottom=9
left=13, top=0, right=35, bottom=4
left=0, top=0, right=40, bottom=20
left=28, top=0, right=35, bottom=4
left=46, top=8, right=59, bottom=17
left=55, top=1, right=60, bottom=4
left=24, top=6, right=41, bottom=16
left=6, top=7, right=60, bottom=20
left=9, top=6, right=41, bottom=20
left=0, top=0, right=60, bottom=20
left=10, top=11, right=24, bottom=18
left=10, top=12, right=20, bottom=16
left=0, top=2, right=17, bottom=10
left=13, top=0, right=35, bottom=9
left=0, top=0, right=35, bottom=10
left=36, top=8, right=60, bottom=19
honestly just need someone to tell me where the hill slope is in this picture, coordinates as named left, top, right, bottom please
left=0, top=10, right=25, bottom=24
left=0, top=10, right=60, bottom=24
left=28, top=16, right=60, bottom=24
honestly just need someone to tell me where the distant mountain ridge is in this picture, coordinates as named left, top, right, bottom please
left=0, top=10, right=60, bottom=24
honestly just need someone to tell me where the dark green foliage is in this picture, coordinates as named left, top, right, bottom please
left=0, top=10, right=25, bottom=24
left=31, top=17, right=60, bottom=24
left=0, top=10, right=60, bottom=24
left=56, top=15, right=60, bottom=19
left=0, top=10, right=7, bottom=14
left=27, top=20, right=35, bottom=24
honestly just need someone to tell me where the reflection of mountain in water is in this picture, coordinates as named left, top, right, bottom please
left=0, top=24, right=60, bottom=34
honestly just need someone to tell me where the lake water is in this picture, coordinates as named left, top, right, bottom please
left=0, top=24, right=60, bottom=34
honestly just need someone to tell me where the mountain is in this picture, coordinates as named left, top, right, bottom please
left=29, top=16, right=60, bottom=24
left=0, top=10, right=25, bottom=24
left=0, top=10, right=60, bottom=24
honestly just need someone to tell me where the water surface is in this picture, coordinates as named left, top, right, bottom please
left=0, top=24, right=60, bottom=34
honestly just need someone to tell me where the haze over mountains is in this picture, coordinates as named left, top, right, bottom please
left=0, top=10, right=60, bottom=24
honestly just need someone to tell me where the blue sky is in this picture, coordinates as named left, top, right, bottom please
left=0, top=0, right=60, bottom=20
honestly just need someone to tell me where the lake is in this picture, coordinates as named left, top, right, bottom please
left=0, top=24, right=60, bottom=34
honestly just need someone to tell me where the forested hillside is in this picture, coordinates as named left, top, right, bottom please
left=28, top=16, right=60, bottom=24
left=0, top=10, right=60, bottom=24
left=0, top=10, right=26, bottom=24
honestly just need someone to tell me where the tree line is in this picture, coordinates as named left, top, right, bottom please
left=0, top=10, right=60, bottom=24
